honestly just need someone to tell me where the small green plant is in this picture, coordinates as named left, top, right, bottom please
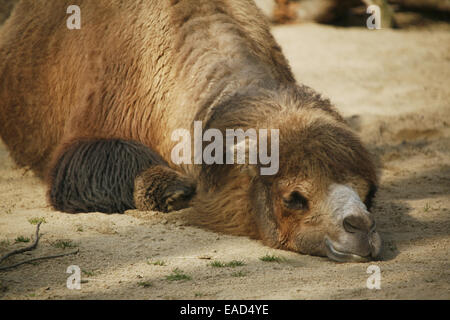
left=53, top=239, right=77, bottom=249
left=138, top=281, right=153, bottom=288
left=148, top=260, right=166, bottom=266
left=82, top=270, right=96, bottom=277
left=209, top=261, right=225, bottom=268
left=209, top=260, right=245, bottom=268
left=424, top=203, right=431, bottom=212
left=15, top=236, right=30, bottom=243
left=165, top=268, right=192, bottom=282
left=226, top=260, right=245, bottom=267
left=28, top=217, right=46, bottom=225
left=259, top=254, right=284, bottom=263
left=76, top=225, right=84, bottom=232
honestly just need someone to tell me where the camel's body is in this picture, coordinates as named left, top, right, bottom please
left=0, top=0, right=381, bottom=261
left=0, top=0, right=293, bottom=176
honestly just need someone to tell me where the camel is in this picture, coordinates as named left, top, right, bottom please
left=0, top=0, right=381, bottom=262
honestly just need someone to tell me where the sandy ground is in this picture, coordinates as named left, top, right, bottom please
left=0, top=23, right=449, bottom=300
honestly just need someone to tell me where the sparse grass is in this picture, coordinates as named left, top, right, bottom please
left=148, top=260, right=166, bottom=266
left=52, top=239, right=77, bottom=249
left=226, top=260, right=245, bottom=267
left=209, top=261, right=226, bottom=268
left=165, top=268, right=192, bottom=282
left=82, top=269, right=97, bottom=277
left=259, top=254, right=284, bottom=263
left=15, top=235, right=30, bottom=243
left=424, top=203, right=431, bottom=212
left=209, top=260, right=245, bottom=268
left=231, top=271, right=248, bottom=277
left=137, top=281, right=153, bottom=288
left=28, top=217, right=46, bottom=225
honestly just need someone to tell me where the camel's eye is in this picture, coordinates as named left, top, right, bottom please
left=283, top=191, right=308, bottom=211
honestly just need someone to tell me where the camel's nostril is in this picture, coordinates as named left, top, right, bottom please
left=343, top=215, right=369, bottom=234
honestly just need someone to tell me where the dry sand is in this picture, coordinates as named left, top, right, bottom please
left=0, top=23, right=449, bottom=300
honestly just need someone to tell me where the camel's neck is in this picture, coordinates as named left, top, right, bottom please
left=173, top=45, right=281, bottom=125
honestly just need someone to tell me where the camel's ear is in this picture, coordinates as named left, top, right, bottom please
left=239, top=164, right=259, bottom=178
left=364, top=183, right=378, bottom=211
left=225, top=135, right=255, bottom=161
left=228, top=136, right=260, bottom=178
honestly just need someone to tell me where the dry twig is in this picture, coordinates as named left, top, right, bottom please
left=0, top=222, right=79, bottom=272
left=0, top=222, right=42, bottom=265
left=0, top=249, right=79, bottom=271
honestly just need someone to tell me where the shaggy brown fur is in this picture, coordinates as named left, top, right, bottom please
left=0, top=0, right=378, bottom=258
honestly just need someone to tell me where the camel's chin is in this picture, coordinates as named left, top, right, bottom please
left=324, top=237, right=371, bottom=263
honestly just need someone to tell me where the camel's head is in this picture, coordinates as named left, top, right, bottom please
left=197, top=88, right=382, bottom=262
left=247, top=108, right=382, bottom=262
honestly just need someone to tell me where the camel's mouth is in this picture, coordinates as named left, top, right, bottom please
left=324, top=237, right=371, bottom=263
